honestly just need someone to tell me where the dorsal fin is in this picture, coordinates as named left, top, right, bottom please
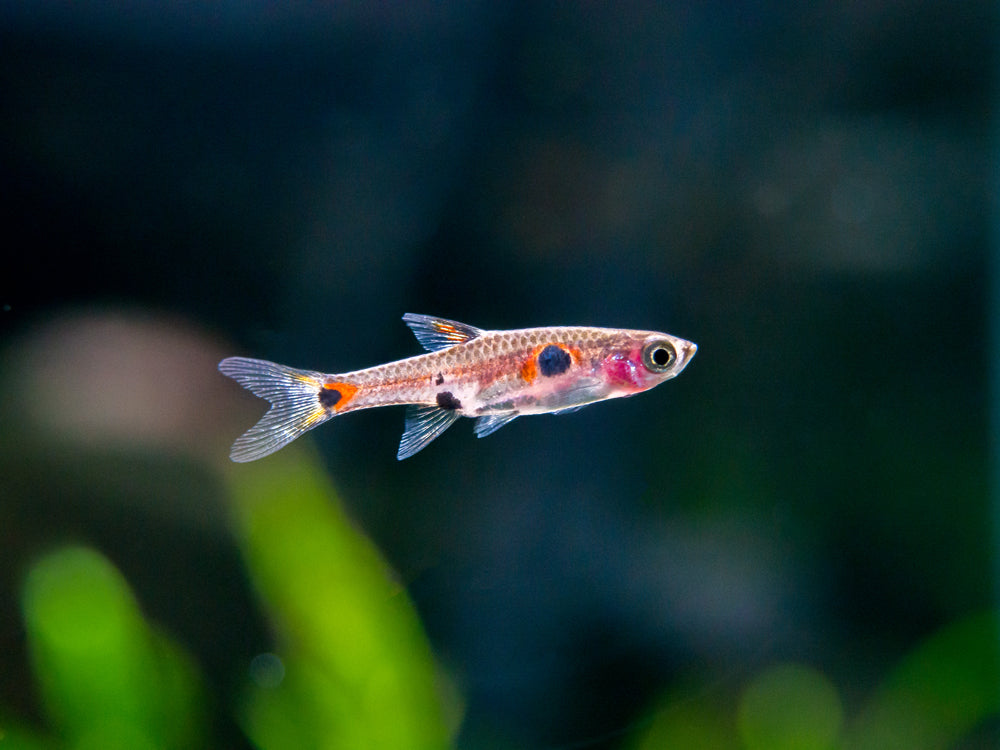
left=402, top=313, right=483, bottom=352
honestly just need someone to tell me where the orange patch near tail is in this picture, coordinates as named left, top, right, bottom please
left=321, top=381, right=359, bottom=412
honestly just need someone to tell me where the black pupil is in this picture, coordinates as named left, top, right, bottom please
left=652, top=347, right=671, bottom=366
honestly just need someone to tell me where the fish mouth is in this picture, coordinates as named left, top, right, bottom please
left=675, top=340, right=698, bottom=372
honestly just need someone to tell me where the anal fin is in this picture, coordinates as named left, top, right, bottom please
left=397, top=405, right=461, bottom=460
left=473, top=412, right=519, bottom=438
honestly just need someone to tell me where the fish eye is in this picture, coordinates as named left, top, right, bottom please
left=642, top=340, right=677, bottom=372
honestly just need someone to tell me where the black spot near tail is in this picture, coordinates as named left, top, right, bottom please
left=319, top=387, right=342, bottom=408
left=436, top=391, right=462, bottom=410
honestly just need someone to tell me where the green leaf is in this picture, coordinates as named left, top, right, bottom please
left=738, top=663, right=843, bottom=750
left=844, top=611, right=1000, bottom=750
left=225, top=448, right=451, bottom=750
left=20, top=546, right=204, bottom=750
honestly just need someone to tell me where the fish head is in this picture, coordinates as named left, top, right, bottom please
left=599, top=330, right=697, bottom=393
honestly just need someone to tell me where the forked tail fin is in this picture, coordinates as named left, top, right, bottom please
left=219, top=357, right=336, bottom=462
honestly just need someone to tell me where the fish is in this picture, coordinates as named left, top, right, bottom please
left=219, top=313, right=697, bottom=461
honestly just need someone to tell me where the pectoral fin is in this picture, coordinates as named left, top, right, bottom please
left=397, top=405, right=461, bottom=460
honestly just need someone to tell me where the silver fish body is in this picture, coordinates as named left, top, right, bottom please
left=219, top=313, right=696, bottom=460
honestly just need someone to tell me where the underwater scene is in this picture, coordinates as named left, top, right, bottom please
left=0, top=3, right=995, bottom=748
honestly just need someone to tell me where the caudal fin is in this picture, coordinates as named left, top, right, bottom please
left=219, top=357, right=334, bottom=462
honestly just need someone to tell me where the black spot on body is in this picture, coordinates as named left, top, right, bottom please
left=435, top=372, right=444, bottom=385
left=436, top=391, right=462, bottom=410
left=319, top=388, right=342, bottom=408
left=538, top=344, right=571, bottom=377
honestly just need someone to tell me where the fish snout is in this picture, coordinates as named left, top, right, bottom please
left=676, top=339, right=697, bottom=372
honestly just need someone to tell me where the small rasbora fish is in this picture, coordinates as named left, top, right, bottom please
left=219, top=313, right=697, bottom=461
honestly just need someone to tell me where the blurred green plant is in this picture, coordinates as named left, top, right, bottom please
left=632, top=612, right=999, bottom=750
left=738, top=663, right=842, bottom=750
left=226, top=448, right=451, bottom=750
left=3, top=442, right=995, bottom=750
left=3, top=446, right=451, bottom=750
left=630, top=682, right=738, bottom=750
left=19, top=546, right=205, bottom=750
left=843, top=611, right=1000, bottom=750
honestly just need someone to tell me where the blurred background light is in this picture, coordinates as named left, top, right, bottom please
left=737, top=663, right=842, bottom=750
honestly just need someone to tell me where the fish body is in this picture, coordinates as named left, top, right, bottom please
left=219, top=313, right=697, bottom=461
